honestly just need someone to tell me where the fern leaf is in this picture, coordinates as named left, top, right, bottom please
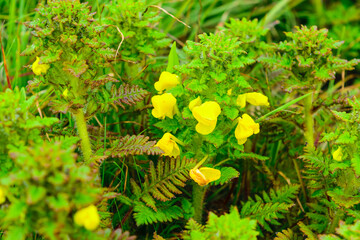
left=274, top=228, right=299, bottom=240
left=240, top=185, right=298, bottom=232
left=134, top=157, right=196, bottom=211
left=133, top=202, right=183, bottom=226
left=111, top=84, right=148, bottom=109
left=105, top=135, right=163, bottom=158
left=298, top=222, right=318, bottom=240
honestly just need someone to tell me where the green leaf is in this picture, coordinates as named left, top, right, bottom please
left=223, top=106, right=239, bottom=120
left=63, top=59, right=88, bottom=78
left=167, top=42, right=180, bottom=73
left=154, top=118, right=179, bottom=132
left=204, top=130, right=224, bottom=147
left=187, top=80, right=208, bottom=93
left=336, top=132, right=357, bottom=144
left=212, top=167, right=240, bottom=185
left=48, top=193, right=70, bottom=211
left=26, top=185, right=46, bottom=204
left=6, top=200, right=27, bottom=220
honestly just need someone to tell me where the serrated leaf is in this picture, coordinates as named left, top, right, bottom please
left=223, top=106, right=239, bottom=120
left=154, top=118, right=179, bottom=132
left=212, top=167, right=239, bottom=185
left=167, top=42, right=180, bottom=73
left=186, top=80, right=208, bottom=93
left=63, top=59, right=88, bottom=78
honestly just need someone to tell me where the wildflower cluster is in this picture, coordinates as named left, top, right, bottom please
left=151, top=24, right=271, bottom=186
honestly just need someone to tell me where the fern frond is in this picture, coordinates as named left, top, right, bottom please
left=298, top=222, right=318, bottom=240
left=274, top=228, right=299, bottom=240
left=240, top=185, right=299, bottom=232
left=111, top=84, right=148, bottom=109
left=131, top=157, right=196, bottom=211
left=152, top=232, right=166, bottom=240
left=133, top=202, right=183, bottom=226
left=105, top=135, right=163, bottom=158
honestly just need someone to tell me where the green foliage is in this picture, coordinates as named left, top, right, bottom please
left=0, top=140, right=103, bottom=240
left=240, top=185, right=300, bottom=232
left=260, top=25, right=360, bottom=91
left=103, top=135, right=163, bottom=159
left=0, top=88, right=58, bottom=176
left=182, top=207, right=259, bottom=240
left=117, top=157, right=196, bottom=225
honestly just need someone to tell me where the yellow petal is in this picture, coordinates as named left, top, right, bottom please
left=192, top=101, right=221, bottom=135
left=151, top=93, right=177, bottom=119
left=245, top=92, right=269, bottom=106
left=154, top=71, right=180, bottom=92
left=227, top=89, right=232, bottom=96
left=237, top=138, right=247, bottom=145
left=189, top=96, right=202, bottom=111
left=74, top=205, right=100, bottom=231
left=0, top=187, right=5, bottom=204
left=242, top=113, right=260, bottom=134
left=199, top=167, right=221, bottom=182
left=189, top=169, right=209, bottom=186
left=63, top=88, right=69, bottom=98
left=189, top=167, right=221, bottom=186
left=32, top=57, right=50, bottom=75
left=333, top=147, right=343, bottom=162
left=235, top=114, right=260, bottom=144
left=195, top=121, right=217, bottom=135
left=237, top=94, right=247, bottom=108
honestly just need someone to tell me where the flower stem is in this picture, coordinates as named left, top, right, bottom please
left=73, top=108, right=92, bottom=163
left=304, top=92, right=314, bottom=150
left=193, top=184, right=206, bottom=223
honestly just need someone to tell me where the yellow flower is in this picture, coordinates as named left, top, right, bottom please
left=154, top=71, right=180, bottom=93
left=235, top=114, right=260, bottom=145
left=237, top=94, right=247, bottom=108
left=237, top=92, right=269, bottom=108
left=245, top=92, right=269, bottom=106
left=63, top=88, right=69, bottom=98
left=192, top=101, right=221, bottom=135
left=227, top=89, right=232, bottom=96
left=151, top=93, right=177, bottom=119
left=32, top=57, right=50, bottom=75
left=154, top=133, right=180, bottom=158
left=189, top=156, right=221, bottom=186
left=333, top=147, right=343, bottom=162
left=0, top=186, right=6, bottom=204
left=189, top=96, right=202, bottom=111
left=74, top=205, right=100, bottom=231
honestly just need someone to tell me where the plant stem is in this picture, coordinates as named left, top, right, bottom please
left=73, top=108, right=92, bottom=163
left=304, top=92, right=314, bottom=150
left=193, top=184, right=206, bottom=223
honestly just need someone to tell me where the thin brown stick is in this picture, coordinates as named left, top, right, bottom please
left=149, top=5, right=191, bottom=28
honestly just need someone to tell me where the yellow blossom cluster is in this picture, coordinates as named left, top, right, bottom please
left=151, top=72, right=270, bottom=185
left=74, top=205, right=100, bottom=231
